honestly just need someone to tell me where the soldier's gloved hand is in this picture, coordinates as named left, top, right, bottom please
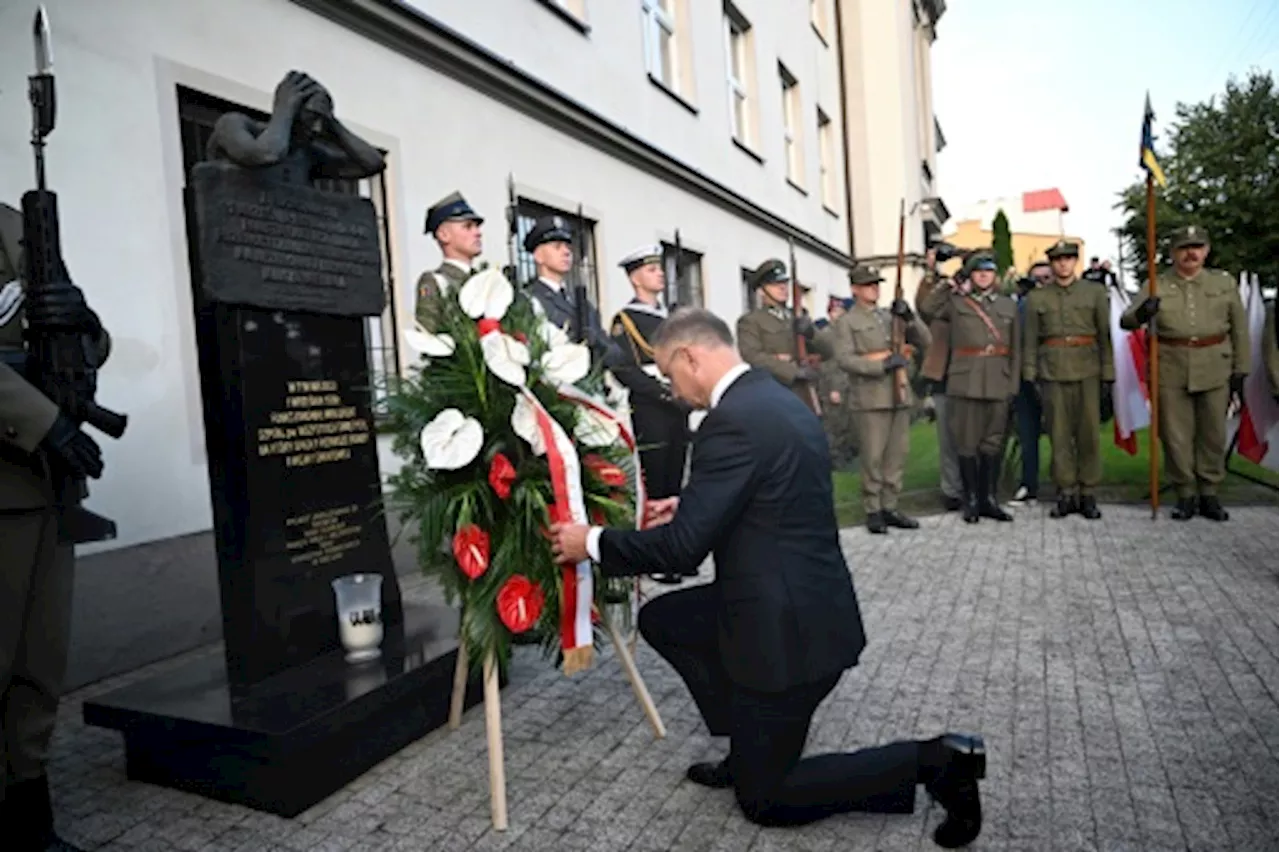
left=41, top=413, right=104, bottom=479
left=890, top=299, right=914, bottom=321
left=1133, top=297, right=1161, bottom=324
left=881, top=353, right=909, bottom=374
left=25, top=284, right=99, bottom=332
left=794, top=363, right=821, bottom=383
left=793, top=315, right=815, bottom=339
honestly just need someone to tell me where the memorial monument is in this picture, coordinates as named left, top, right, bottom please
left=83, top=71, right=484, bottom=816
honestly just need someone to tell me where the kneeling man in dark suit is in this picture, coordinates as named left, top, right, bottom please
left=551, top=308, right=986, bottom=848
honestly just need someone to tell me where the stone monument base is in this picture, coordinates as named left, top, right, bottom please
left=82, top=602, right=493, bottom=817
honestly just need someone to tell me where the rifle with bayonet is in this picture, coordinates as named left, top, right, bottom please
left=504, top=172, right=519, bottom=286
left=21, top=5, right=128, bottom=543
left=572, top=203, right=590, bottom=346
left=788, top=236, right=821, bottom=415
left=890, top=198, right=909, bottom=407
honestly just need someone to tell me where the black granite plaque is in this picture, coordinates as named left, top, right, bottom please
left=190, top=162, right=385, bottom=317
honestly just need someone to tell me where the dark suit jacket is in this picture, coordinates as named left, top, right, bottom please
left=598, top=368, right=867, bottom=692
left=527, top=280, right=620, bottom=364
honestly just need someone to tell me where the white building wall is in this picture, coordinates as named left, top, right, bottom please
left=0, top=0, right=851, bottom=554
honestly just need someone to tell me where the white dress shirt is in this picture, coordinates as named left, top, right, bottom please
left=585, top=363, right=751, bottom=561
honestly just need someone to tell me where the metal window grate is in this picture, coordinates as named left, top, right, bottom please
left=508, top=197, right=600, bottom=306
left=661, top=243, right=703, bottom=308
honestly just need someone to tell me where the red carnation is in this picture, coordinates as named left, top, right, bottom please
left=583, top=454, right=626, bottom=488
left=496, top=575, right=544, bottom=634
left=452, top=524, right=490, bottom=580
left=512, top=331, right=528, bottom=344
left=488, top=453, right=516, bottom=500
left=589, top=507, right=607, bottom=525
left=477, top=318, right=502, bottom=337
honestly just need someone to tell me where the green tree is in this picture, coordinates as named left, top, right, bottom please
left=1115, top=71, right=1278, bottom=288
left=991, top=209, right=1014, bottom=275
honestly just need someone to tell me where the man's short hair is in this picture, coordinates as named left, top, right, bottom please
left=1029, top=260, right=1050, bottom=270
left=652, top=307, right=735, bottom=350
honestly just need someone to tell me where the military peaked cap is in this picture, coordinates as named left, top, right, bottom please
left=424, top=191, right=483, bottom=235
left=523, top=216, right=574, bottom=252
left=1169, top=224, right=1209, bottom=249
left=961, top=251, right=997, bottom=277
left=619, top=244, right=663, bottom=273
left=1045, top=239, right=1080, bottom=259
left=748, top=258, right=790, bottom=289
left=848, top=264, right=884, bottom=286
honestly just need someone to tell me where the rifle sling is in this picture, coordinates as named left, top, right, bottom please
left=961, top=295, right=1004, bottom=345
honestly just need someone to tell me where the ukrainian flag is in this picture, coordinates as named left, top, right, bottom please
left=1140, top=94, right=1167, bottom=187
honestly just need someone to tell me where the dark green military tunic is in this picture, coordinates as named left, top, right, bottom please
left=1022, top=278, right=1114, bottom=496
left=1120, top=266, right=1249, bottom=497
left=736, top=305, right=832, bottom=410
left=414, top=259, right=472, bottom=329
left=815, top=323, right=854, bottom=467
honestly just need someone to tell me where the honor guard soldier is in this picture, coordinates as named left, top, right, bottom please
left=921, top=252, right=1018, bottom=523
left=816, top=296, right=856, bottom=470
left=916, top=247, right=963, bottom=511
left=523, top=216, right=619, bottom=364
left=0, top=206, right=101, bottom=852
left=736, top=258, right=831, bottom=408
left=416, top=191, right=485, bottom=327
left=1022, top=239, right=1114, bottom=520
left=835, top=264, right=931, bottom=534
left=1120, top=225, right=1249, bottom=521
left=609, top=246, right=690, bottom=584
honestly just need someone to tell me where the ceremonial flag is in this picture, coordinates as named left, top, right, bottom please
left=1140, top=94, right=1168, bottom=188
left=1108, top=286, right=1150, bottom=455
left=1232, top=272, right=1278, bottom=470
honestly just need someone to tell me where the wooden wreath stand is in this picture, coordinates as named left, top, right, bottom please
left=447, top=582, right=665, bottom=831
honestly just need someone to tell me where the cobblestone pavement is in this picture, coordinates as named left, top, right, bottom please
left=52, top=503, right=1278, bottom=851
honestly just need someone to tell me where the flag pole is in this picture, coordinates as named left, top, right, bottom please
left=1145, top=172, right=1160, bottom=519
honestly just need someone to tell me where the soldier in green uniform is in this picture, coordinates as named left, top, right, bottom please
left=921, top=252, right=1018, bottom=523
left=1120, top=225, right=1249, bottom=521
left=916, top=248, right=963, bottom=511
left=0, top=206, right=101, bottom=852
left=834, top=265, right=931, bottom=534
left=1022, top=240, right=1114, bottom=519
left=736, top=259, right=830, bottom=412
left=415, top=191, right=484, bottom=326
left=816, top=296, right=855, bottom=469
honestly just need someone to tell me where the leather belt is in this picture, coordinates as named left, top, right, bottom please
left=1158, top=333, right=1226, bottom=348
left=865, top=345, right=916, bottom=357
left=1042, top=335, right=1096, bottom=347
left=954, top=345, right=1010, bottom=357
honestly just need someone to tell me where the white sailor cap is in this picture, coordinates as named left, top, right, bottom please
left=619, top=244, right=664, bottom=273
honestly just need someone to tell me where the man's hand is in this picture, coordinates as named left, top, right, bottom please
left=643, top=497, right=679, bottom=528
left=41, top=413, right=103, bottom=479
left=882, top=353, right=909, bottom=373
left=890, top=299, right=914, bottom=321
left=1133, top=297, right=1161, bottom=324
left=795, top=363, right=820, bottom=383
left=1229, top=373, right=1247, bottom=413
left=925, top=247, right=937, bottom=270
left=25, top=285, right=99, bottom=332
left=829, top=390, right=842, bottom=405
left=548, top=523, right=591, bottom=564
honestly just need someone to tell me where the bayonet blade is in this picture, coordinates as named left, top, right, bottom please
left=33, top=6, right=54, bottom=74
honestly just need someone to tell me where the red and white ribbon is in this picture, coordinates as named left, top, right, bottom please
left=555, top=383, right=646, bottom=530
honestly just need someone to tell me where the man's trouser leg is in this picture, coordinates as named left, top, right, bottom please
left=880, top=408, right=911, bottom=512
left=1045, top=381, right=1080, bottom=496
left=1015, top=383, right=1041, bottom=492
left=1157, top=382, right=1197, bottom=498
left=948, top=397, right=983, bottom=457
left=977, top=399, right=1010, bottom=458
left=1076, top=379, right=1102, bottom=496
left=935, top=394, right=962, bottom=499
left=855, top=410, right=890, bottom=515
left=729, top=676, right=919, bottom=827
left=637, top=585, right=731, bottom=735
left=1, top=508, right=71, bottom=795
left=1193, top=384, right=1230, bottom=496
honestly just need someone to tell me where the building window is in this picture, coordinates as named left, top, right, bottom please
left=642, top=0, right=679, bottom=92
left=661, top=240, right=703, bottom=308
left=779, top=64, right=803, bottom=188
left=175, top=86, right=401, bottom=414
left=810, top=0, right=830, bottom=43
left=509, top=197, right=601, bottom=307
left=741, top=267, right=757, bottom=313
left=723, top=5, right=754, bottom=148
left=817, top=108, right=838, bottom=212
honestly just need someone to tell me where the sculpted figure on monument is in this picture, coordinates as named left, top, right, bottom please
left=206, top=70, right=386, bottom=181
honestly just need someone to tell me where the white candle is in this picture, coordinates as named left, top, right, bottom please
left=339, top=610, right=383, bottom=660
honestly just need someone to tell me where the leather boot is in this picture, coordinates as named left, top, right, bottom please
left=866, top=510, right=888, bottom=534
left=977, top=455, right=1012, bottom=521
left=1050, top=493, right=1076, bottom=518
left=1078, top=495, right=1101, bottom=519
left=1170, top=496, right=1197, bottom=520
left=958, top=456, right=980, bottom=523
left=882, top=509, right=920, bottom=529
left=1199, top=495, right=1230, bottom=522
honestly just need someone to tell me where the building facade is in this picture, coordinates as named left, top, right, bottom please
left=0, top=0, right=913, bottom=686
left=943, top=188, right=1087, bottom=277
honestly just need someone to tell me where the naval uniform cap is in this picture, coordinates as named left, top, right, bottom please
left=619, top=244, right=664, bottom=273
left=424, top=191, right=484, bottom=235
left=1169, top=224, right=1209, bottom=249
left=523, top=216, right=574, bottom=252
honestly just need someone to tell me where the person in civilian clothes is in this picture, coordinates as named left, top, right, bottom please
left=548, top=308, right=987, bottom=849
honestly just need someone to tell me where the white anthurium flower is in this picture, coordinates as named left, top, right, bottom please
left=420, top=409, right=484, bottom=471
left=539, top=320, right=571, bottom=349
left=575, top=406, right=620, bottom=447
left=540, top=342, right=590, bottom=385
left=403, top=323, right=456, bottom=358
left=458, top=267, right=513, bottom=320
left=480, top=332, right=531, bottom=387
left=510, top=394, right=546, bottom=456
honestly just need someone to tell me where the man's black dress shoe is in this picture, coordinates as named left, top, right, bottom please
left=1049, top=494, right=1076, bottom=518
left=882, top=509, right=919, bottom=529
left=686, top=759, right=732, bottom=789
left=1170, top=497, right=1197, bottom=520
left=924, top=733, right=985, bottom=849
left=1078, top=495, right=1101, bottom=520
left=866, top=511, right=888, bottom=534
left=941, top=495, right=963, bottom=512
left=1199, top=495, right=1229, bottom=522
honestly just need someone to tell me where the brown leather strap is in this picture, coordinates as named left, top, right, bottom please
left=1043, top=335, right=1096, bottom=347
left=954, top=345, right=1011, bottom=357
left=864, top=345, right=916, bottom=359
left=961, top=296, right=1005, bottom=344
left=1158, top=333, right=1227, bottom=348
